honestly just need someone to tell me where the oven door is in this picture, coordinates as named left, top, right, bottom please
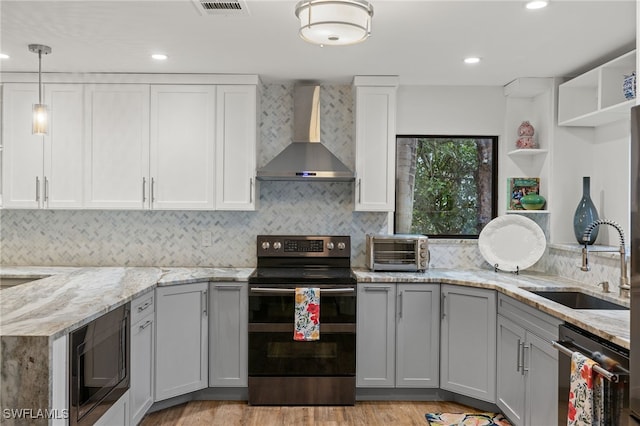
left=248, top=285, right=356, bottom=377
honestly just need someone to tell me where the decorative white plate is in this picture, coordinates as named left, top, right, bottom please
left=478, top=215, right=546, bottom=272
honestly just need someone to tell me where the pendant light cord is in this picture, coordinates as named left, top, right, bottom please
left=38, top=49, right=42, bottom=104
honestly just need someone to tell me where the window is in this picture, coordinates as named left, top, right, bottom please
left=395, top=136, right=497, bottom=238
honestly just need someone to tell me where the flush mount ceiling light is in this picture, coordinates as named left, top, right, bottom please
left=152, top=53, right=168, bottom=60
left=464, top=57, right=481, bottom=64
left=295, top=0, right=374, bottom=46
left=526, top=1, right=548, bottom=10
left=0, top=53, right=9, bottom=59
left=28, top=44, right=52, bottom=135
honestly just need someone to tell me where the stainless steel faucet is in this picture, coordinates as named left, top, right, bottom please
left=581, top=219, right=630, bottom=298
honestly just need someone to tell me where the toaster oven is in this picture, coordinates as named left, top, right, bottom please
left=365, top=234, right=429, bottom=271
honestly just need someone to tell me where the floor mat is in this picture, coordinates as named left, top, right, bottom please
left=425, top=412, right=512, bottom=426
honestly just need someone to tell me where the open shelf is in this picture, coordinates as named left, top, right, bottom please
left=507, top=149, right=549, bottom=157
left=558, top=50, right=636, bottom=127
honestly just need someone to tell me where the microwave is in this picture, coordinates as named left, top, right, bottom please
left=365, top=234, right=429, bottom=271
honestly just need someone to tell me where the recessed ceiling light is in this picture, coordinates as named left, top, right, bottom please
left=152, top=54, right=168, bottom=60
left=0, top=53, right=9, bottom=59
left=464, top=57, right=481, bottom=64
left=526, top=1, right=548, bottom=10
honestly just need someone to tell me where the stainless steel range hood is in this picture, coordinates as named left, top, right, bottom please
left=256, top=85, right=355, bottom=181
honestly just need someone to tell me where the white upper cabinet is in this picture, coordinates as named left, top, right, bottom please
left=84, top=84, right=150, bottom=209
left=150, top=85, right=216, bottom=210
left=215, top=85, right=257, bottom=210
left=353, top=76, right=398, bottom=212
left=45, top=84, right=85, bottom=208
left=558, top=50, right=636, bottom=127
left=2, top=83, right=84, bottom=209
left=2, top=84, right=43, bottom=208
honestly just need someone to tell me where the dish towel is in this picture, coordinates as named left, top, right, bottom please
left=568, top=352, right=605, bottom=426
left=294, top=287, right=320, bottom=341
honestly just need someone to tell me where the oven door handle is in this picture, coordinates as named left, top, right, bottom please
left=250, top=287, right=355, bottom=294
left=552, top=340, right=624, bottom=383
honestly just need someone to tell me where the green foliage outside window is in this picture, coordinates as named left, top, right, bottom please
left=396, top=136, right=496, bottom=238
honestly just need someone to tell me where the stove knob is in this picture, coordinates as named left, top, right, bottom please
left=261, top=241, right=270, bottom=250
left=327, top=242, right=335, bottom=250
left=273, top=241, right=282, bottom=250
left=337, top=242, right=346, bottom=250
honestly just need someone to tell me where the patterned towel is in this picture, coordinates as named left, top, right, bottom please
left=568, top=352, right=604, bottom=425
left=294, top=288, right=320, bottom=341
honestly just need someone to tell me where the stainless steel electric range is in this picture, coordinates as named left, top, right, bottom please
left=247, top=235, right=356, bottom=405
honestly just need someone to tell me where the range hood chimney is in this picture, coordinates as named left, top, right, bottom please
left=256, top=85, right=355, bottom=181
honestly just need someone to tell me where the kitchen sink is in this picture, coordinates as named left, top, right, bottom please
left=0, top=277, right=42, bottom=290
left=529, top=290, right=629, bottom=310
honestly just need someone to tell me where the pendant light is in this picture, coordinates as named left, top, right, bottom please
left=295, top=0, right=374, bottom=46
left=28, top=44, right=52, bottom=135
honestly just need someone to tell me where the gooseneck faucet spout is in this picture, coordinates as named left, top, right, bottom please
left=581, top=219, right=630, bottom=298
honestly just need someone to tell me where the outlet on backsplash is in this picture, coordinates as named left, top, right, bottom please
left=201, top=231, right=212, bottom=247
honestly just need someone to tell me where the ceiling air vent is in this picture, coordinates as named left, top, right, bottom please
left=192, top=0, right=250, bottom=16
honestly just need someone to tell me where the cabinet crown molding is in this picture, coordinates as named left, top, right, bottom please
left=0, top=72, right=260, bottom=85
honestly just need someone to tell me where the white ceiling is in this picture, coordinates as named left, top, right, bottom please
left=0, top=0, right=636, bottom=86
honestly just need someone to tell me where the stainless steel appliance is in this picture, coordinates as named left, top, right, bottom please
left=631, top=105, right=640, bottom=424
left=555, top=323, right=629, bottom=425
left=365, top=233, right=429, bottom=271
left=248, top=235, right=356, bottom=405
left=69, top=303, right=130, bottom=426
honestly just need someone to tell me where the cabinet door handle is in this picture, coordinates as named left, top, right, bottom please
left=357, top=178, right=362, bottom=203
left=398, top=291, right=403, bottom=319
left=249, top=178, right=253, bottom=203
left=522, top=343, right=530, bottom=375
left=142, top=177, right=147, bottom=203
left=202, top=290, right=208, bottom=317
left=35, top=177, right=40, bottom=203
left=151, top=177, right=156, bottom=203
left=44, top=177, right=49, bottom=203
left=441, top=294, right=446, bottom=319
left=516, top=339, right=522, bottom=372
left=139, top=320, right=152, bottom=331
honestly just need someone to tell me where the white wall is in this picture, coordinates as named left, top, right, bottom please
left=552, top=120, right=630, bottom=246
left=396, top=86, right=506, bottom=135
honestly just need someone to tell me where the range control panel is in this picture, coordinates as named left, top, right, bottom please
left=256, top=235, right=350, bottom=258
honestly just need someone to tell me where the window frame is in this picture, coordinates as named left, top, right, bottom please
left=394, top=134, right=499, bottom=239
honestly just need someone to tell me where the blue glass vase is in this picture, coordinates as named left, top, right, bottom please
left=573, top=176, right=599, bottom=245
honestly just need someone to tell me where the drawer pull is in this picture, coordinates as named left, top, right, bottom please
left=139, top=320, right=152, bottom=331
left=137, top=300, right=153, bottom=313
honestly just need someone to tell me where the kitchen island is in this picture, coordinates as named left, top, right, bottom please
left=0, top=266, right=630, bottom=424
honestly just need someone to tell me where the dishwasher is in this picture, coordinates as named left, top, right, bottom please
left=555, top=323, right=629, bottom=425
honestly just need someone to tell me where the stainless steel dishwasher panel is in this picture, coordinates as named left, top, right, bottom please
left=556, top=323, right=629, bottom=425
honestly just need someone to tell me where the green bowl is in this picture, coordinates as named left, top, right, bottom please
left=520, top=194, right=546, bottom=210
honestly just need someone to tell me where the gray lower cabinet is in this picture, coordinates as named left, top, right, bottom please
left=130, top=293, right=155, bottom=425
left=155, top=282, right=209, bottom=401
left=440, top=284, right=497, bottom=403
left=356, top=282, right=439, bottom=388
left=496, top=294, right=561, bottom=426
left=209, top=282, right=248, bottom=387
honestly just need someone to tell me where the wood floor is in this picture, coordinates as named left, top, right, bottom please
left=140, top=400, right=475, bottom=425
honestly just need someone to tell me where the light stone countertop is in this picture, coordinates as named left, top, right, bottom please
left=0, top=266, right=254, bottom=340
left=0, top=266, right=630, bottom=349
